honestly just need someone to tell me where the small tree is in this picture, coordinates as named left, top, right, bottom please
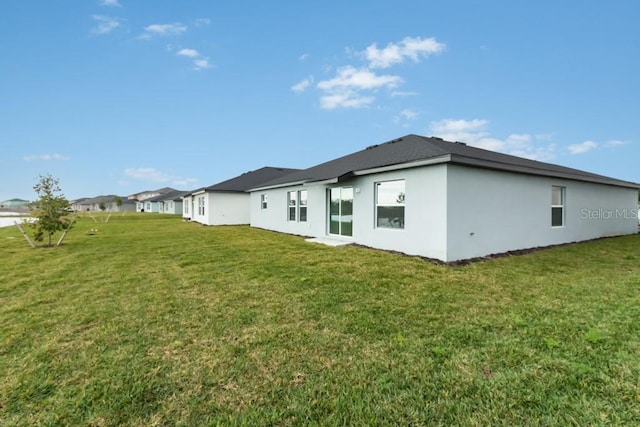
left=31, top=174, right=73, bottom=246
left=114, top=196, right=123, bottom=210
left=99, top=202, right=106, bottom=212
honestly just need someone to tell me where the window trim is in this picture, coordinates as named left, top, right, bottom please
left=261, top=194, right=268, bottom=210
left=298, top=190, right=308, bottom=223
left=287, top=190, right=308, bottom=222
left=287, top=191, right=297, bottom=221
left=551, top=185, right=565, bottom=227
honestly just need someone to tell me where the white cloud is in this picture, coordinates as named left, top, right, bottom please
left=430, top=118, right=488, bottom=135
left=174, top=48, right=212, bottom=70
left=568, top=140, right=598, bottom=154
left=177, top=48, right=199, bottom=58
left=24, top=153, right=69, bottom=162
left=100, top=0, right=121, bottom=6
left=604, top=139, right=630, bottom=147
left=566, top=139, right=630, bottom=155
left=364, top=36, right=445, bottom=69
left=140, top=23, right=187, bottom=39
left=299, top=53, right=310, bottom=61
left=391, top=90, right=419, bottom=97
left=399, top=109, right=418, bottom=120
left=318, top=66, right=401, bottom=91
left=193, top=58, right=212, bottom=70
left=124, top=167, right=196, bottom=187
left=91, top=15, right=120, bottom=35
left=429, top=118, right=556, bottom=161
left=320, top=91, right=375, bottom=110
left=316, top=66, right=401, bottom=109
left=291, top=76, right=313, bottom=93
left=297, top=35, right=444, bottom=110
left=393, top=109, right=419, bottom=126
left=173, top=177, right=199, bottom=186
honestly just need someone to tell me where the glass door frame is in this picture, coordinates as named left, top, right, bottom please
left=328, top=186, right=353, bottom=237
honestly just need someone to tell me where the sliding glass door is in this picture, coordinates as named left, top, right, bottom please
left=329, top=187, right=353, bottom=237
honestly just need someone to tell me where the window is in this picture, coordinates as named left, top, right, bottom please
left=184, top=202, right=189, bottom=214
left=376, top=180, right=405, bottom=229
left=551, top=186, right=564, bottom=227
left=288, top=191, right=297, bottom=221
left=198, top=197, right=206, bottom=216
left=299, top=190, right=307, bottom=222
left=261, top=194, right=268, bottom=209
left=287, top=190, right=308, bottom=222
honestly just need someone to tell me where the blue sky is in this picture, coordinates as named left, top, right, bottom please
left=1, top=0, right=638, bottom=201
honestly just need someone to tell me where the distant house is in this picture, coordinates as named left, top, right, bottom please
left=70, top=198, right=91, bottom=212
left=129, top=187, right=177, bottom=212
left=249, top=134, right=639, bottom=263
left=184, top=167, right=299, bottom=225
left=147, top=190, right=190, bottom=215
left=71, top=195, right=135, bottom=212
left=0, top=198, right=30, bottom=209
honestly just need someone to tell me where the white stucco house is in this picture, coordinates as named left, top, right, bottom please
left=130, top=187, right=176, bottom=212
left=70, top=195, right=135, bottom=212
left=249, top=134, right=639, bottom=262
left=146, top=190, right=189, bottom=215
left=183, top=167, right=299, bottom=226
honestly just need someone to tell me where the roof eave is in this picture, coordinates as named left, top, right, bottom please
left=248, top=180, right=309, bottom=192
left=449, top=155, right=640, bottom=189
left=352, top=155, right=452, bottom=177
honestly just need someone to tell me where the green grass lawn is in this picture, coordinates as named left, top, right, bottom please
left=1, top=214, right=639, bottom=426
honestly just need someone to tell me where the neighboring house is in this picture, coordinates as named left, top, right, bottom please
left=147, top=190, right=190, bottom=215
left=71, top=195, right=135, bottom=212
left=0, top=198, right=30, bottom=208
left=249, top=134, right=639, bottom=263
left=130, top=187, right=177, bottom=212
left=184, top=167, right=299, bottom=225
left=128, top=187, right=176, bottom=202
left=70, top=198, right=91, bottom=211
left=140, top=199, right=160, bottom=213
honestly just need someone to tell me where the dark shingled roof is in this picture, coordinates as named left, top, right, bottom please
left=200, top=166, right=301, bottom=193
left=147, top=190, right=191, bottom=202
left=252, top=134, right=639, bottom=190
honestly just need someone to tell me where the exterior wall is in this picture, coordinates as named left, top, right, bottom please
left=445, top=165, right=639, bottom=261
left=166, top=200, right=182, bottom=215
left=250, top=184, right=325, bottom=238
left=205, top=193, right=250, bottom=225
left=182, top=195, right=193, bottom=220
left=350, top=166, right=449, bottom=260
left=158, top=200, right=181, bottom=214
left=189, top=192, right=250, bottom=225
left=190, top=193, right=207, bottom=224
left=250, top=165, right=449, bottom=260
left=143, top=201, right=159, bottom=213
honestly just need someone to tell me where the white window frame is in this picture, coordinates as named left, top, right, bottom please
left=261, top=194, right=268, bottom=210
left=551, top=186, right=565, bottom=227
left=287, top=190, right=308, bottom=222
left=288, top=191, right=297, bottom=221
left=298, top=190, right=308, bottom=223
left=375, top=180, right=405, bottom=229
